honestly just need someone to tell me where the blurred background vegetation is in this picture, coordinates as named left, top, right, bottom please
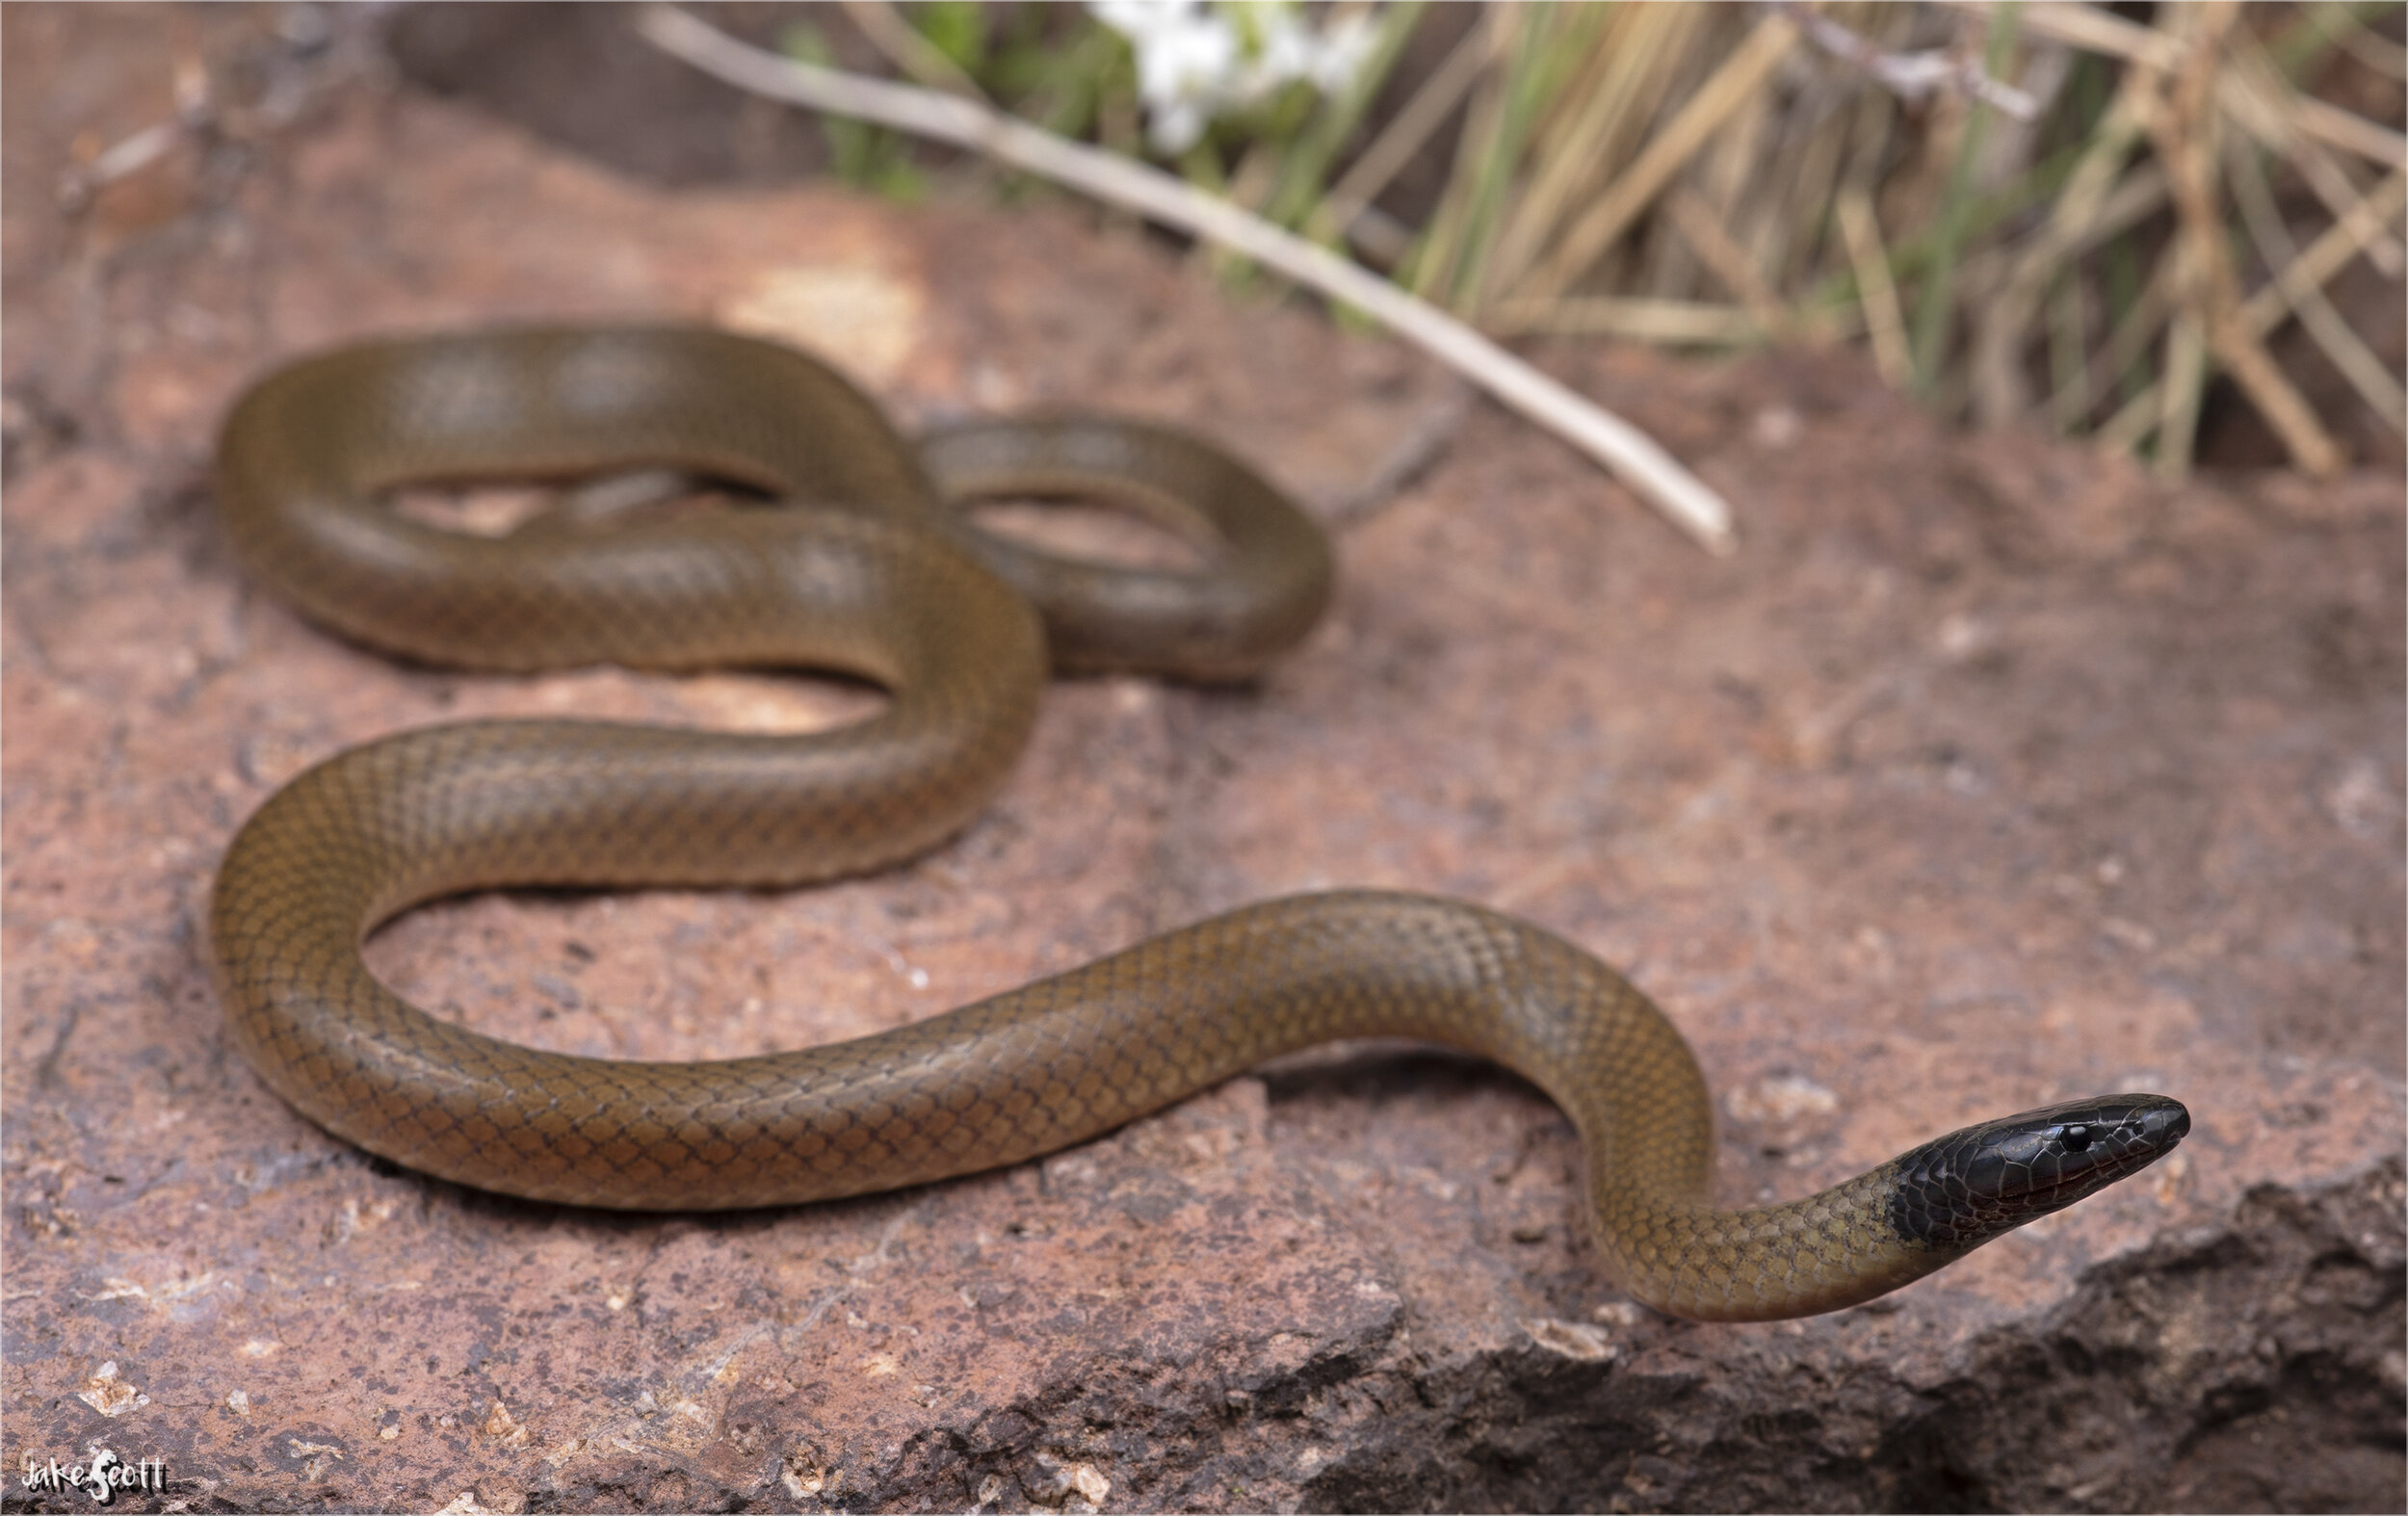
left=379, top=2, right=2405, bottom=481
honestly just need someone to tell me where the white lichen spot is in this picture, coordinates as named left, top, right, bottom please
left=2325, top=758, right=2399, bottom=842
left=481, top=1399, right=533, bottom=1447
left=783, top=1457, right=838, bottom=1498
left=1023, top=1451, right=1110, bottom=1512
left=720, top=266, right=923, bottom=387
left=2153, top=1149, right=2190, bottom=1206
left=1724, top=1073, right=1840, bottom=1127
left=1935, top=612, right=1988, bottom=657
left=78, top=1361, right=147, bottom=1416
left=1522, top=1316, right=1617, bottom=1362
left=1750, top=405, right=1803, bottom=448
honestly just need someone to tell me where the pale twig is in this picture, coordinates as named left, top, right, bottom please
left=1325, top=382, right=1476, bottom=529
left=57, top=55, right=211, bottom=211
left=1778, top=0, right=2038, bottom=119
left=636, top=4, right=1738, bottom=554
left=58, top=118, right=190, bottom=211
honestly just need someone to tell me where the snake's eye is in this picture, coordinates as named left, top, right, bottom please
left=2056, top=1123, right=2092, bottom=1152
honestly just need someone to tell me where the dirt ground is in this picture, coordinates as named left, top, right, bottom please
left=3, top=7, right=2402, bottom=1513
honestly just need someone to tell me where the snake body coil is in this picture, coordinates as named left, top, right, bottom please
left=210, top=326, right=2187, bottom=1322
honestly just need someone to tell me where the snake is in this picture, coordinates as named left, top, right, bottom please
left=207, top=325, right=2189, bottom=1323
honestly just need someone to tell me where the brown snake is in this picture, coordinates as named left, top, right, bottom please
left=209, top=325, right=2187, bottom=1322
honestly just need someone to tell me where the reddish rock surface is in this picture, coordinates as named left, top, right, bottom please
left=4, top=9, right=2401, bottom=1513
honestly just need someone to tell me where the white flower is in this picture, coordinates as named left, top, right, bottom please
left=1090, top=0, right=1379, bottom=154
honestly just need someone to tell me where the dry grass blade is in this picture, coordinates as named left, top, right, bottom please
left=2151, top=304, right=2210, bottom=478
left=1971, top=163, right=2171, bottom=422
left=2147, top=2, right=2343, bottom=477
left=1838, top=183, right=1915, bottom=388
left=1486, top=296, right=1763, bottom=345
left=1663, top=188, right=1791, bottom=337
left=1969, top=61, right=2152, bottom=425
left=2320, top=1, right=2408, bottom=81
left=840, top=0, right=987, bottom=101
left=1316, top=8, right=1488, bottom=245
left=2225, top=135, right=2407, bottom=430
left=1406, top=4, right=1519, bottom=304
left=2089, top=160, right=2403, bottom=454
left=2048, top=186, right=2176, bottom=428
left=1519, top=12, right=1799, bottom=303
left=2279, top=85, right=2408, bottom=167
left=1998, top=1, right=2182, bottom=68
left=2239, top=166, right=2408, bottom=330
left=1485, top=3, right=1708, bottom=301
left=2218, top=29, right=2406, bottom=273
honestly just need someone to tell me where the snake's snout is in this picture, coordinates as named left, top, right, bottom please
left=2130, top=1095, right=2191, bottom=1151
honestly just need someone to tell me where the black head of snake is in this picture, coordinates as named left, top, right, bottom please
left=206, top=325, right=2190, bottom=1322
left=1886, top=1096, right=2190, bottom=1249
